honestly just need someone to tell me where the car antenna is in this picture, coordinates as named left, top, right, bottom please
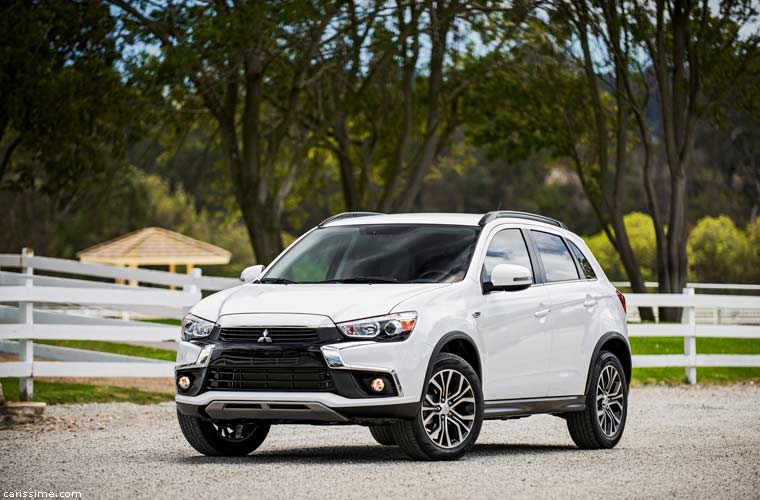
left=496, top=201, right=502, bottom=210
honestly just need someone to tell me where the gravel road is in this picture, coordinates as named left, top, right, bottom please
left=2, top=386, right=759, bottom=500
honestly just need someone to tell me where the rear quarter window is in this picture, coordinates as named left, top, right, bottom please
left=568, top=240, right=596, bottom=280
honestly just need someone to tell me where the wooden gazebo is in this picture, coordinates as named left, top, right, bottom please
left=78, top=227, right=231, bottom=285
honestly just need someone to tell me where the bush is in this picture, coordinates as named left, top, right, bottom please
left=585, top=213, right=758, bottom=285
left=583, top=212, right=657, bottom=281
left=687, top=216, right=751, bottom=283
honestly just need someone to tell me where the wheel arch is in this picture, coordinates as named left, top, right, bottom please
left=584, top=331, right=632, bottom=396
left=423, top=332, right=482, bottom=397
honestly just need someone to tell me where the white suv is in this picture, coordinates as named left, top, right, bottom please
left=175, top=211, right=630, bottom=460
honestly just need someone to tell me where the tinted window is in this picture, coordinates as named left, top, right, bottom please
left=531, top=231, right=580, bottom=282
left=265, top=225, right=481, bottom=283
left=482, top=229, right=534, bottom=283
left=568, top=241, right=596, bottom=279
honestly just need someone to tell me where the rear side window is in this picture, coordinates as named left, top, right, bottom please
left=531, top=231, right=580, bottom=282
left=482, top=229, right=534, bottom=283
left=568, top=241, right=596, bottom=280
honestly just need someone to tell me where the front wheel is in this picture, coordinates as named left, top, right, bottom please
left=566, top=351, right=628, bottom=449
left=369, top=425, right=396, bottom=446
left=391, top=353, right=484, bottom=461
left=177, top=411, right=270, bottom=456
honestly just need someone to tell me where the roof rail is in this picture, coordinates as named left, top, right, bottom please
left=478, top=211, right=567, bottom=229
left=318, top=212, right=384, bottom=228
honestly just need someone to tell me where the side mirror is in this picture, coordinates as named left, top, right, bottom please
left=487, top=264, right=532, bottom=292
left=240, top=264, right=264, bottom=283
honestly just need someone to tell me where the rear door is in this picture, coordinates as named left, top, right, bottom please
left=477, top=226, right=552, bottom=400
left=528, top=230, right=600, bottom=397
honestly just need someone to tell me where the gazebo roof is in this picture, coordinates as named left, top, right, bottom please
left=78, top=227, right=231, bottom=266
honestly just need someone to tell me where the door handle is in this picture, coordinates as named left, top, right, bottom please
left=584, top=297, right=597, bottom=308
left=534, top=308, right=551, bottom=318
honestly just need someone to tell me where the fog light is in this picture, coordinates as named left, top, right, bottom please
left=177, top=375, right=191, bottom=391
left=370, top=377, right=385, bottom=393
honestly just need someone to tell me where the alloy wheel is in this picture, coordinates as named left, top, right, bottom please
left=212, top=422, right=258, bottom=442
left=596, top=364, right=624, bottom=437
left=421, top=368, right=476, bottom=449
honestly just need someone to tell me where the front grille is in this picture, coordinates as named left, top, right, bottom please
left=204, top=349, right=335, bottom=392
left=219, top=327, right=319, bottom=344
left=206, top=367, right=334, bottom=391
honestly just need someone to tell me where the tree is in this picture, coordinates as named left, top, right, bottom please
left=464, top=12, right=657, bottom=319
left=112, top=0, right=340, bottom=263
left=303, top=1, right=531, bottom=212
left=629, top=0, right=759, bottom=309
left=0, top=0, right=136, bottom=196
left=569, top=0, right=759, bottom=317
left=470, top=0, right=759, bottom=319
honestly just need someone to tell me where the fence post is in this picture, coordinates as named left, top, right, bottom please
left=683, top=287, right=697, bottom=385
left=183, top=268, right=202, bottom=294
left=181, top=268, right=202, bottom=316
left=19, top=248, right=35, bottom=401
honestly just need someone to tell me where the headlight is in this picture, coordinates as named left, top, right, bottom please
left=337, top=312, right=417, bottom=339
left=181, top=314, right=216, bottom=341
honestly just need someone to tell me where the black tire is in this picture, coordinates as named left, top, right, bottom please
left=391, top=352, right=484, bottom=461
left=177, top=411, right=270, bottom=456
left=368, top=425, right=397, bottom=446
left=566, top=351, right=628, bottom=449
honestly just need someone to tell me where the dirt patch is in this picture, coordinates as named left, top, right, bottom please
left=0, top=353, right=56, bottom=362
left=37, top=377, right=175, bottom=394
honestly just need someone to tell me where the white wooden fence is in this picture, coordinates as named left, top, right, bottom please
left=0, top=250, right=240, bottom=400
left=628, top=288, right=760, bottom=384
left=0, top=251, right=758, bottom=400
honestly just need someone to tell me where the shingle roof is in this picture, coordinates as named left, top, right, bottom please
left=77, top=227, right=231, bottom=266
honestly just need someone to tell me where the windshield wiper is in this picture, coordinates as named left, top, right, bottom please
left=258, top=277, right=298, bottom=284
left=317, top=277, right=401, bottom=284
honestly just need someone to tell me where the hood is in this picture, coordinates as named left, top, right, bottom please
left=191, top=283, right=450, bottom=324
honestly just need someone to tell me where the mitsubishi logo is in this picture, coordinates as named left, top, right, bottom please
left=258, top=329, right=272, bottom=343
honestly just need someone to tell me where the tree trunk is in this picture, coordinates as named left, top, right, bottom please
left=609, top=211, right=656, bottom=321
left=334, top=117, right=358, bottom=211
left=660, top=171, right=689, bottom=321
left=242, top=199, right=284, bottom=265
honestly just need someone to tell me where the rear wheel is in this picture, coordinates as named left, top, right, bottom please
left=391, top=353, right=483, bottom=461
left=177, top=411, right=270, bottom=456
left=566, top=351, right=628, bottom=449
left=368, top=425, right=396, bottom=446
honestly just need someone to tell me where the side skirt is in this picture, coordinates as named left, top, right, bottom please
left=484, top=395, right=585, bottom=419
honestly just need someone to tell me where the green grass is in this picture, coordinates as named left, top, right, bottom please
left=0, top=378, right=172, bottom=405
left=630, top=336, right=760, bottom=385
left=138, top=317, right=181, bottom=326
left=35, top=339, right=176, bottom=362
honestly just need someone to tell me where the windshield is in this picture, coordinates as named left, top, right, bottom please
left=263, top=224, right=481, bottom=284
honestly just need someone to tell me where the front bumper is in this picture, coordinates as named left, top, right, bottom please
left=174, top=334, right=428, bottom=424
